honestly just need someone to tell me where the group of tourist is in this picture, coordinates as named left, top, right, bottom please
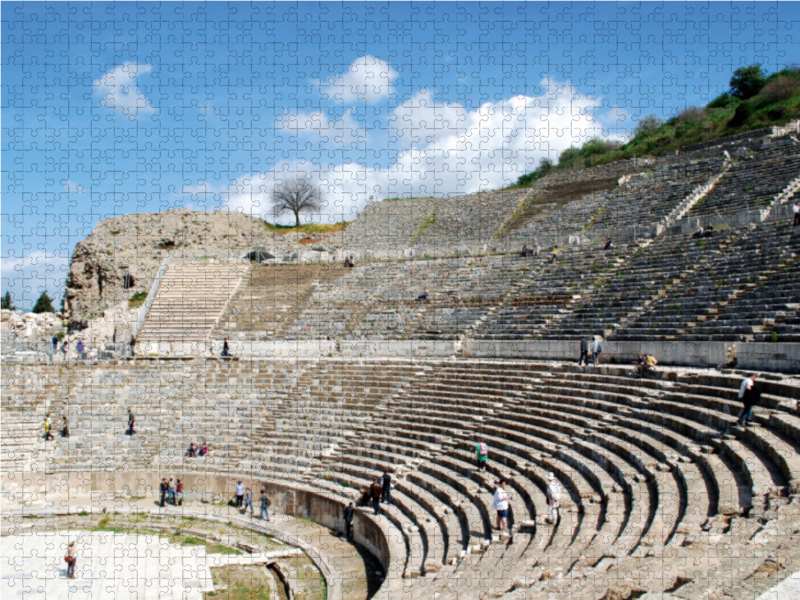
left=49, top=336, right=95, bottom=362
left=159, top=477, right=184, bottom=507
left=633, top=353, right=659, bottom=378
left=43, top=414, right=69, bottom=440
left=186, top=440, right=209, bottom=457
left=492, top=473, right=561, bottom=534
left=578, top=337, right=604, bottom=365
left=233, top=481, right=271, bottom=520
left=367, top=472, right=392, bottom=514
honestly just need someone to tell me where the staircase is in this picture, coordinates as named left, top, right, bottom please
left=137, top=263, right=249, bottom=342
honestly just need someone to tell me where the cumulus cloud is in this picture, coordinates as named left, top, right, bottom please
left=187, top=76, right=625, bottom=224
left=319, top=55, right=397, bottom=102
left=94, top=62, right=155, bottom=117
left=276, top=109, right=365, bottom=146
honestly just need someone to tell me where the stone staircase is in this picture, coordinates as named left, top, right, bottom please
left=137, top=263, right=249, bottom=342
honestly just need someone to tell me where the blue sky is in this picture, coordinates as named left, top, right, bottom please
left=2, top=1, right=799, bottom=310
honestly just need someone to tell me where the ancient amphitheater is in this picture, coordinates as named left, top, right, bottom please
left=4, top=123, right=800, bottom=600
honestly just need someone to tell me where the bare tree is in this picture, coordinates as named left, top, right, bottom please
left=270, top=176, right=323, bottom=227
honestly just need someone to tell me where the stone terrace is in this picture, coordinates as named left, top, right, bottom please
left=6, top=358, right=800, bottom=600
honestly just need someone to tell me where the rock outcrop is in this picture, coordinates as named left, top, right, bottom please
left=63, top=209, right=314, bottom=325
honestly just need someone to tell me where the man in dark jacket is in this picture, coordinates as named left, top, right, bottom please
left=159, top=478, right=168, bottom=507
left=370, top=478, right=383, bottom=515
left=579, top=337, right=590, bottom=366
left=343, top=502, right=355, bottom=539
left=736, top=375, right=760, bottom=427
left=127, top=409, right=136, bottom=435
left=381, top=471, right=392, bottom=505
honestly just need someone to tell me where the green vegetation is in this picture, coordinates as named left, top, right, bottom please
left=512, top=64, right=800, bottom=187
left=1, top=291, right=15, bottom=310
left=413, top=213, right=438, bottom=240
left=32, top=291, right=55, bottom=313
left=128, top=292, right=148, bottom=308
left=383, top=195, right=436, bottom=202
left=208, top=565, right=272, bottom=600
left=263, top=221, right=349, bottom=235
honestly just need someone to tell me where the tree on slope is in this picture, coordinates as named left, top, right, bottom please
left=1, top=291, right=14, bottom=310
left=270, top=176, right=324, bottom=227
left=730, top=64, right=767, bottom=99
left=32, top=291, right=55, bottom=314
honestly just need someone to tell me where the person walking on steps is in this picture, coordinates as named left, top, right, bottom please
left=242, top=487, right=254, bottom=516
left=493, top=479, right=511, bottom=533
left=259, top=489, right=270, bottom=521
left=476, top=440, right=489, bottom=471
left=591, top=337, right=603, bottom=365
left=381, top=471, right=392, bottom=505
left=62, top=415, right=70, bottom=438
left=579, top=337, right=590, bottom=366
left=736, top=374, right=759, bottom=427
left=370, top=478, right=383, bottom=515
left=794, top=201, right=800, bottom=227
left=222, top=337, right=230, bottom=358
left=546, top=472, right=561, bottom=525
left=127, top=408, right=136, bottom=435
left=235, top=481, right=245, bottom=508
left=44, top=414, right=54, bottom=441
left=65, top=540, right=77, bottom=579
left=343, top=501, right=355, bottom=539
left=130, top=335, right=136, bottom=357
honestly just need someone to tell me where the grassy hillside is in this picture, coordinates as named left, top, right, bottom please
left=513, top=65, right=800, bottom=188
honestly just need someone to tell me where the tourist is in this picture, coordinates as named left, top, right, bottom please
left=343, top=501, right=355, bottom=539
left=259, top=489, right=270, bottom=521
left=160, top=478, right=168, bottom=508
left=242, top=486, right=254, bottom=516
left=493, top=479, right=510, bottom=532
left=546, top=472, right=561, bottom=525
left=65, top=540, right=77, bottom=579
left=129, top=335, right=136, bottom=357
left=591, top=337, right=603, bottom=365
left=176, top=479, right=183, bottom=506
left=381, top=471, right=392, bottom=505
left=579, top=337, right=590, bottom=366
left=370, top=478, right=383, bottom=515
left=44, top=414, right=54, bottom=441
left=235, top=480, right=245, bottom=508
left=551, top=246, right=559, bottom=262
left=127, top=408, right=136, bottom=435
left=604, top=239, right=614, bottom=250
left=62, top=415, right=70, bottom=438
left=61, top=340, right=69, bottom=362
left=345, top=255, right=356, bottom=268
left=638, top=354, right=658, bottom=378
left=186, top=441, right=197, bottom=457
left=52, top=336, right=59, bottom=352
left=476, top=440, right=489, bottom=471
left=533, top=243, right=541, bottom=256
left=416, top=287, right=428, bottom=302
left=200, top=440, right=209, bottom=456
left=694, top=225, right=704, bottom=238
left=632, top=353, right=645, bottom=377
left=221, top=337, right=230, bottom=358
left=168, top=477, right=176, bottom=505
left=76, top=339, right=85, bottom=360
left=736, top=374, right=759, bottom=427
left=521, top=244, right=529, bottom=258
left=794, top=201, right=800, bottom=227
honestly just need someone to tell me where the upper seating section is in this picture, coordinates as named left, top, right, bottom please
left=687, top=138, right=800, bottom=218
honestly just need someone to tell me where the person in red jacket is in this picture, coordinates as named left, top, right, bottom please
left=369, top=478, right=383, bottom=515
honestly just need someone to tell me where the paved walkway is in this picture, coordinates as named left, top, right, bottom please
left=2, top=494, right=370, bottom=600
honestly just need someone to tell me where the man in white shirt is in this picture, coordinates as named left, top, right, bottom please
left=736, top=374, right=758, bottom=426
left=794, top=201, right=800, bottom=227
left=235, top=481, right=245, bottom=508
left=493, top=480, right=510, bottom=532
left=546, top=472, right=561, bottom=525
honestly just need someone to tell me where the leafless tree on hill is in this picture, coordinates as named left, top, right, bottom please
left=270, top=176, right=323, bottom=227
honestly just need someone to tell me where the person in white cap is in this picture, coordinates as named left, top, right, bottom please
left=546, top=472, right=561, bottom=525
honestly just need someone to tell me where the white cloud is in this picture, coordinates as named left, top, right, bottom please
left=63, top=180, right=86, bottom=194
left=276, top=109, right=365, bottom=146
left=319, top=55, right=397, bottom=103
left=188, top=77, right=625, bottom=224
left=94, top=62, right=155, bottom=117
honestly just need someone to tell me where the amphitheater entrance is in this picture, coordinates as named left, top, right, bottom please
left=244, top=247, right=275, bottom=263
